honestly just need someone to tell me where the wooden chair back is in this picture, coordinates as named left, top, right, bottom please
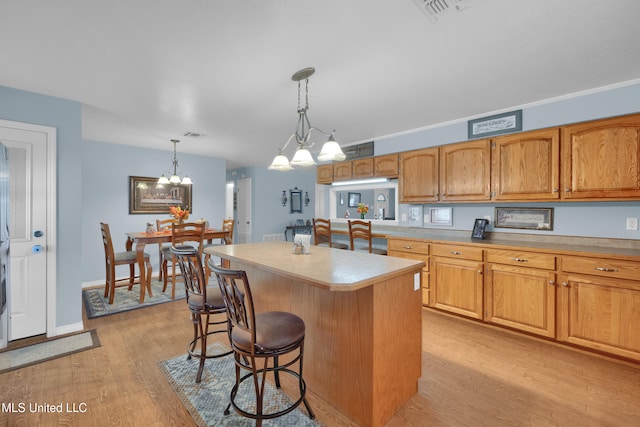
left=171, top=222, right=206, bottom=255
left=100, top=222, right=116, bottom=272
left=348, top=220, right=373, bottom=253
left=312, top=218, right=332, bottom=246
left=222, top=218, right=234, bottom=245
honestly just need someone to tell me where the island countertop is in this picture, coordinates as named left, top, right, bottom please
left=204, top=240, right=425, bottom=291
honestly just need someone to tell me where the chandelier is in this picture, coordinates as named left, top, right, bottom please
left=269, top=67, right=346, bottom=171
left=157, top=139, right=193, bottom=185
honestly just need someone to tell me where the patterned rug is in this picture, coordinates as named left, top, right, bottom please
left=82, top=278, right=186, bottom=319
left=158, top=342, right=321, bottom=426
left=0, top=330, right=100, bottom=374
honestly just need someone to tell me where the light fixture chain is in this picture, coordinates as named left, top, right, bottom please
left=304, top=78, right=309, bottom=110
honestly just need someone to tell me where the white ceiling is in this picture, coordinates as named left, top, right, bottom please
left=2, top=0, right=640, bottom=169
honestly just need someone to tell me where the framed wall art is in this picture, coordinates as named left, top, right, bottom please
left=494, top=207, right=553, bottom=230
left=348, top=192, right=361, bottom=208
left=468, top=110, right=522, bottom=139
left=129, top=176, right=192, bottom=214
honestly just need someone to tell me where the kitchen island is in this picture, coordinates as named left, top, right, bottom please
left=205, top=241, right=425, bottom=427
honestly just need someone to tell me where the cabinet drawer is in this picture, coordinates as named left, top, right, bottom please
left=388, top=239, right=430, bottom=255
left=562, top=256, right=640, bottom=282
left=486, top=249, right=556, bottom=270
left=431, top=244, right=483, bottom=261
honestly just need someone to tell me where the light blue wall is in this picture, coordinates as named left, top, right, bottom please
left=374, top=82, right=640, bottom=240
left=0, top=85, right=83, bottom=328
left=228, top=166, right=316, bottom=242
left=81, top=140, right=226, bottom=282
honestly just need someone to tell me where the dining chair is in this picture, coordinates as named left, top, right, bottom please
left=204, top=218, right=235, bottom=277
left=162, top=222, right=206, bottom=299
left=209, top=262, right=315, bottom=426
left=312, top=218, right=348, bottom=249
left=170, top=246, right=232, bottom=383
left=348, top=219, right=387, bottom=255
left=156, top=218, right=178, bottom=282
left=100, top=222, right=152, bottom=304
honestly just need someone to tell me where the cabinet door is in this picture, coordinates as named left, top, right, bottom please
left=492, top=128, right=560, bottom=201
left=431, top=257, right=483, bottom=319
left=353, top=158, right=374, bottom=178
left=440, top=139, right=491, bottom=202
left=486, top=264, right=556, bottom=338
left=317, top=164, right=334, bottom=184
left=399, top=147, right=439, bottom=203
left=561, top=114, right=640, bottom=200
left=558, top=273, right=640, bottom=361
left=333, top=161, right=353, bottom=181
left=374, top=154, right=399, bottom=177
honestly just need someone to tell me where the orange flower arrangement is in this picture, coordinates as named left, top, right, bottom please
left=357, top=203, right=369, bottom=219
left=169, top=206, right=189, bottom=222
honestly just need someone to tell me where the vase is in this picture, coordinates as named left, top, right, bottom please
left=360, top=213, right=365, bottom=219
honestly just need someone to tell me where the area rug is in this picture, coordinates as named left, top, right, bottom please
left=83, top=279, right=186, bottom=319
left=0, top=329, right=100, bottom=374
left=158, top=342, right=321, bottom=426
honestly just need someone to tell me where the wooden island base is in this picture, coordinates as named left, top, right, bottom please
left=206, top=242, right=424, bottom=427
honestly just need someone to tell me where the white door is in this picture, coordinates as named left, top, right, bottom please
left=236, top=178, right=252, bottom=243
left=0, top=120, right=55, bottom=341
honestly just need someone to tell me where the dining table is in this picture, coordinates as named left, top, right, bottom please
left=125, top=227, right=230, bottom=303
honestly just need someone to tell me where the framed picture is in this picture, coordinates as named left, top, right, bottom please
left=348, top=192, right=361, bottom=208
left=494, top=207, right=553, bottom=230
left=471, top=218, right=490, bottom=239
left=468, top=110, right=522, bottom=139
left=408, top=205, right=423, bottom=227
left=129, top=176, right=192, bottom=214
left=427, top=207, right=452, bottom=226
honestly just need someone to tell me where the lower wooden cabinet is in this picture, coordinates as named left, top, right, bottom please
left=558, top=256, right=640, bottom=361
left=486, top=264, right=556, bottom=338
left=387, top=237, right=640, bottom=362
left=431, top=244, right=484, bottom=319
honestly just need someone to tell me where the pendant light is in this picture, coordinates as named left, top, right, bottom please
left=269, top=67, right=346, bottom=171
left=158, top=139, right=192, bottom=185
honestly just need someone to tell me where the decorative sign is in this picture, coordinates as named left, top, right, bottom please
left=468, top=110, right=522, bottom=139
left=494, top=207, right=553, bottom=230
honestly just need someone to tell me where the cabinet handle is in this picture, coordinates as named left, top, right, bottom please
left=549, top=280, right=555, bottom=285
left=403, top=245, right=412, bottom=249
left=552, top=188, right=559, bottom=193
left=511, top=257, right=528, bottom=263
left=594, top=267, right=618, bottom=272
left=561, top=282, right=568, bottom=287
left=477, top=270, right=482, bottom=275
left=450, top=251, right=462, bottom=255
left=564, top=188, right=571, bottom=192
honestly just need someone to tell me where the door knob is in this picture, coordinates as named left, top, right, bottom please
left=32, top=245, right=44, bottom=254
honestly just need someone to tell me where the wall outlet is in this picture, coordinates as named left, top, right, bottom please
left=626, top=217, right=638, bottom=231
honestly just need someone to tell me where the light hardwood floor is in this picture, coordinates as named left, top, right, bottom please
left=1, top=300, right=639, bottom=426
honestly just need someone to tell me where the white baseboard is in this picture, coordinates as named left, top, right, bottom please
left=54, top=321, right=85, bottom=337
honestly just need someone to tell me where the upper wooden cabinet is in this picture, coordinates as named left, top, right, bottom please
left=399, top=147, right=439, bottom=203
left=333, top=161, right=353, bottom=181
left=561, top=113, right=640, bottom=200
left=491, top=128, right=560, bottom=201
left=440, top=139, right=491, bottom=202
left=374, top=154, right=399, bottom=178
left=317, top=164, right=334, bottom=184
left=352, top=158, right=374, bottom=178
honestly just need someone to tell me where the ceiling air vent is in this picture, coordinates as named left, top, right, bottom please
left=411, top=0, right=473, bottom=23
